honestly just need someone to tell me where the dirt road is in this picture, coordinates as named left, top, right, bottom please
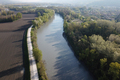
left=0, top=14, right=36, bottom=80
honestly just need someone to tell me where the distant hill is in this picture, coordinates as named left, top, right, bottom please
left=88, top=0, right=120, bottom=7
left=115, top=14, right=120, bottom=22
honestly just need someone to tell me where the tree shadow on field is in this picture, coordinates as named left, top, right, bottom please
left=12, top=24, right=32, bottom=32
left=11, top=62, right=22, bottom=66
left=0, top=30, right=13, bottom=32
left=12, top=40, right=22, bottom=43
left=16, top=76, right=23, bottom=80
left=0, top=65, right=23, bottom=78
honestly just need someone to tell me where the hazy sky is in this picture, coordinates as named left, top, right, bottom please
left=10, top=0, right=101, bottom=3
left=1, top=0, right=119, bottom=7
left=11, top=0, right=40, bottom=2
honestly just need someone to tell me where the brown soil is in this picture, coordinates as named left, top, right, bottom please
left=0, top=14, right=36, bottom=80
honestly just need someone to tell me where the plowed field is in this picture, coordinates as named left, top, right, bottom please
left=0, top=14, right=36, bottom=80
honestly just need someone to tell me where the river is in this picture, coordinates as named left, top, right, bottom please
left=37, top=14, right=93, bottom=80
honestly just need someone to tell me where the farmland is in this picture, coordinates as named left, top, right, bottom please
left=0, top=13, right=36, bottom=80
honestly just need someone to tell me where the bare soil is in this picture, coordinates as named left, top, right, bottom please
left=0, top=14, right=36, bottom=80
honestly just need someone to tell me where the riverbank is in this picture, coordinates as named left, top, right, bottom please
left=30, top=9, right=54, bottom=80
left=63, top=32, right=96, bottom=80
left=31, top=26, right=48, bottom=80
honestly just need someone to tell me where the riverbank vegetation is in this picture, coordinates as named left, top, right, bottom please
left=49, top=7, right=120, bottom=80
left=64, top=20, right=120, bottom=80
left=31, top=8, right=54, bottom=80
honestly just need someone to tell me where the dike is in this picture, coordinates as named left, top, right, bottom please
left=27, top=25, right=39, bottom=80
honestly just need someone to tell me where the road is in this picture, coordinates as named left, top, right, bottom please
left=0, top=14, right=36, bottom=80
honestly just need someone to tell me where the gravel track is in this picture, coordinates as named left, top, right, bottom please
left=0, top=14, right=36, bottom=80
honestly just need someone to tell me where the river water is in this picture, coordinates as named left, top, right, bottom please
left=37, top=14, right=93, bottom=80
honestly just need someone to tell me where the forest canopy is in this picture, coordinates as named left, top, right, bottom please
left=54, top=7, right=120, bottom=80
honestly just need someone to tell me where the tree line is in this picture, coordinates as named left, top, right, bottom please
left=32, top=8, right=55, bottom=28
left=0, top=10, right=14, bottom=16
left=63, top=19, right=120, bottom=80
left=0, top=12, right=22, bottom=23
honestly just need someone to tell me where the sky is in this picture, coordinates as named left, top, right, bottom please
left=1, top=0, right=119, bottom=6
left=9, top=0, right=101, bottom=4
left=11, top=0, right=40, bottom=2
left=0, top=0, right=119, bottom=7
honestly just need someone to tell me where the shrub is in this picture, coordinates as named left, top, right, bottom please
left=33, top=48, right=42, bottom=62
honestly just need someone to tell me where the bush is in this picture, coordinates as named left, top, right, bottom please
left=33, top=48, right=42, bottom=62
